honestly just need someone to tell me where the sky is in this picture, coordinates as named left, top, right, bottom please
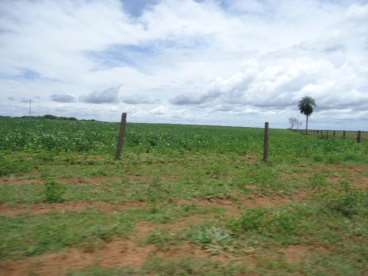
left=0, top=0, right=367, bottom=130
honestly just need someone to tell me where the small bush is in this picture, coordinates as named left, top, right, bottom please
left=313, top=155, right=323, bottom=162
left=310, top=174, right=327, bottom=189
left=187, top=225, right=233, bottom=246
left=44, top=179, right=66, bottom=203
left=325, top=189, right=366, bottom=218
left=146, top=177, right=170, bottom=203
left=145, top=230, right=177, bottom=248
left=232, top=208, right=268, bottom=232
left=0, top=157, right=31, bottom=176
left=230, top=207, right=302, bottom=240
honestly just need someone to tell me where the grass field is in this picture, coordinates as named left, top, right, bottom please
left=0, top=117, right=368, bottom=275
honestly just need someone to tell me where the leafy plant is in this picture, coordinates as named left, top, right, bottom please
left=324, top=185, right=367, bottom=218
left=187, top=225, right=233, bottom=246
left=229, top=207, right=303, bottom=241
left=144, top=229, right=178, bottom=248
left=44, top=179, right=66, bottom=203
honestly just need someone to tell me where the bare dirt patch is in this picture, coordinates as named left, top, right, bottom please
left=0, top=226, right=227, bottom=276
left=351, top=176, right=368, bottom=189
left=281, top=245, right=328, bottom=264
left=0, top=177, right=43, bottom=185
left=156, top=242, right=229, bottom=263
left=239, top=154, right=259, bottom=164
left=193, top=197, right=241, bottom=215
left=133, top=214, right=212, bottom=241
left=0, top=175, right=181, bottom=186
left=164, top=214, right=212, bottom=232
left=240, top=195, right=291, bottom=208
left=178, top=191, right=309, bottom=217
left=0, top=240, right=155, bottom=276
left=0, top=176, right=121, bottom=186
left=0, top=190, right=308, bottom=217
left=0, top=242, right=233, bottom=276
left=0, top=201, right=146, bottom=217
left=59, top=176, right=122, bottom=185
left=170, top=192, right=307, bottom=216
left=134, top=221, right=159, bottom=240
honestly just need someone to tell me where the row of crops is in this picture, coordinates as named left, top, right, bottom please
left=0, top=117, right=263, bottom=154
left=0, top=117, right=366, bottom=162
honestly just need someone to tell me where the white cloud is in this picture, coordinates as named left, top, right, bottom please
left=0, top=0, right=367, bottom=129
left=51, top=94, right=76, bottom=103
left=81, top=86, right=121, bottom=104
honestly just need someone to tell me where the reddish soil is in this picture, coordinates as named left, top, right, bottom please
left=354, top=176, right=368, bottom=189
left=242, top=196, right=291, bottom=208
left=0, top=177, right=43, bottom=185
left=0, top=175, right=180, bottom=186
left=0, top=193, right=319, bottom=275
left=0, top=201, right=146, bottom=217
left=282, top=245, right=328, bottom=264
left=60, top=176, right=124, bottom=185
left=156, top=242, right=229, bottom=263
left=328, top=174, right=368, bottom=190
left=159, top=214, right=213, bottom=232
left=0, top=240, right=155, bottom=276
left=0, top=190, right=309, bottom=217
left=177, top=192, right=308, bottom=216
left=282, top=245, right=310, bottom=263
left=0, top=241, right=232, bottom=276
left=0, top=220, right=225, bottom=276
left=239, top=154, right=259, bottom=164
left=192, top=197, right=241, bottom=215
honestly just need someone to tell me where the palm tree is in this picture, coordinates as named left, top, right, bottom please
left=298, top=96, right=316, bottom=134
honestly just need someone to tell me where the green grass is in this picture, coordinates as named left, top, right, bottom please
left=0, top=203, right=213, bottom=260
left=0, top=117, right=367, bottom=275
left=68, top=258, right=249, bottom=276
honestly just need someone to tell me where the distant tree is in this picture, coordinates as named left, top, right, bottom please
left=298, top=96, right=316, bottom=134
left=289, top=117, right=302, bottom=130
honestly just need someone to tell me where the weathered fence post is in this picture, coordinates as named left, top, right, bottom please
left=343, top=131, right=346, bottom=139
left=115, top=112, right=127, bottom=160
left=263, top=122, right=269, bottom=162
left=357, top=131, right=361, bottom=143
left=333, top=130, right=336, bottom=137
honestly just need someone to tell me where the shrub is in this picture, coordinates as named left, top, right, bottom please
left=187, top=225, right=233, bottom=246
left=0, top=157, right=31, bottom=176
left=325, top=189, right=366, bottom=218
left=44, top=179, right=66, bottom=203
left=229, top=207, right=302, bottom=240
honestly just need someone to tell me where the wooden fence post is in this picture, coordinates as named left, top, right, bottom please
left=343, top=131, right=346, bottom=139
left=263, top=122, right=269, bottom=162
left=115, top=112, right=127, bottom=160
left=333, top=130, right=336, bottom=137
left=357, top=131, right=361, bottom=143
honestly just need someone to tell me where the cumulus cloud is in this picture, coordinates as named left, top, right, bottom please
left=50, top=94, right=76, bottom=103
left=121, top=95, right=159, bottom=105
left=0, top=0, right=367, bottom=129
left=170, top=91, right=220, bottom=105
left=81, top=87, right=120, bottom=104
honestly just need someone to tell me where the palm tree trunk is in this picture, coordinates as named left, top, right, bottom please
left=305, top=115, right=309, bottom=135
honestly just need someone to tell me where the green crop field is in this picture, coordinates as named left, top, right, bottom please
left=0, top=116, right=368, bottom=275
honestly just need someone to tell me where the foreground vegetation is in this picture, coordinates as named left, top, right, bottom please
left=0, top=117, right=367, bottom=275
